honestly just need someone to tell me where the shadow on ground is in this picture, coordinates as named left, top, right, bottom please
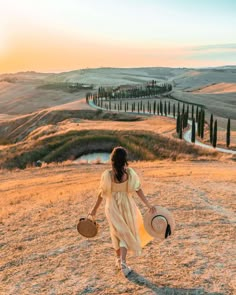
left=127, top=270, right=223, bottom=295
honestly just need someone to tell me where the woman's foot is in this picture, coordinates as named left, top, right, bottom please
left=121, top=261, right=132, bottom=276
left=115, top=257, right=121, bottom=269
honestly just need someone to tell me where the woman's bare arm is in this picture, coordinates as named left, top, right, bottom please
left=136, top=188, right=156, bottom=213
left=89, top=192, right=103, bottom=216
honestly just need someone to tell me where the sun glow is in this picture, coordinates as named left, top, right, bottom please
left=1, top=0, right=236, bottom=73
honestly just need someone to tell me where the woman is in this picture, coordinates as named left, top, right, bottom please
left=89, top=146, right=156, bottom=276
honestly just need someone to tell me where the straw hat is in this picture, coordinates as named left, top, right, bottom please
left=143, top=206, right=175, bottom=241
left=77, top=215, right=99, bottom=238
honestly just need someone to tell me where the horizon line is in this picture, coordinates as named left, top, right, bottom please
left=1, top=64, right=236, bottom=76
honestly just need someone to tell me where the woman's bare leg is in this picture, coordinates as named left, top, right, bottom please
left=120, top=247, right=127, bottom=262
left=115, top=248, right=120, bottom=258
left=115, top=248, right=121, bottom=269
left=120, top=247, right=131, bottom=275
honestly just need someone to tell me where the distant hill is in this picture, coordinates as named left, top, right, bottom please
left=0, top=66, right=236, bottom=119
left=45, top=67, right=189, bottom=86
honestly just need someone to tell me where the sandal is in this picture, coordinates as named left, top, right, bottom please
left=121, top=261, right=132, bottom=276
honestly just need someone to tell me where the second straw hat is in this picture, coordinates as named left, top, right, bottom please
left=143, top=206, right=175, bottom=241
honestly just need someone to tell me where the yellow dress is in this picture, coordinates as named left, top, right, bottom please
left=99, top=167, right=153, bottom=255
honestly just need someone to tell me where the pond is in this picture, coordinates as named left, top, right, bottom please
left=75, top=152, right=110, bottom=164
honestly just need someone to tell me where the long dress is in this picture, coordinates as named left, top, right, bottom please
left=99, top=167, right=153, bottom=255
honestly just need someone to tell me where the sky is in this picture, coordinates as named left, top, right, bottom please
left=0, top=0, right=236, bottom=73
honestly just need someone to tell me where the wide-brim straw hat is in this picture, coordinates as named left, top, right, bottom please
left=77, top=215, right=99, bottom=238
left=143, top=206, right=175, bottom=241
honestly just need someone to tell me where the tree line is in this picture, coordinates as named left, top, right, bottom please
left=86, top=85, right=232, bottom=149
left=86, top=81, right=172, bottom=102
left=176, top=105, right=231, bottom=148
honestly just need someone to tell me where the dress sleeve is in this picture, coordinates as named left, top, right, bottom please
left=98, top=169, right=111, bottom=197
left=128, top=167, right=141, bottom=192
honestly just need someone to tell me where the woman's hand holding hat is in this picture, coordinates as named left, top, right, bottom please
left=144, top=205, right=175, bottom=241
left=149, top=206, right=157, bottom=214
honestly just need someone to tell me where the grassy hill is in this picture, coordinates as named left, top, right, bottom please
left=0, top=108, right=222, bottom=170
left=0, top=109, right=142, bottom=144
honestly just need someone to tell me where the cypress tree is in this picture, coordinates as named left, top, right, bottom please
left=197, top=109, right=201, bottom=137
left=226, top=118, right=231, bottom=147
left=176, top=113, right=181, bottom=133
left=164, top=101, right=167, bottom=116
left=179, top=115, right=183, bottom=139
left=177, top=102, right=180, bottom=114
left=157, top=103, right=160, bottom=115
left=191, top=105, right=194, bottom=120
left=153, top=101, right=156, bottom=115
left=160, top=101, right=163, bottom=115
left=200, top=109, right=205, bottom=139
left=173, top=104, right=176, bottom=118
left=143, top=104, right=145, bottom=113
left=213, top=120, right=217, bottom=148
left=176, top=113, right=180, bottom=133
left=184, top=112, right=188, bottom=128
left=210, top=114, right=213, bottom=144
left=138, top=103, right=140, bottom=113
left=191, top=118, right=196, bottom=143
left=182, top=112, right=185, bottom=128
left=182, top=112, right=186, bottom=128
left=182, top=104, right=185, bottom=116
left=168, top=101, right=170, bottom=115
left=196, top=106, right=199, bottom=123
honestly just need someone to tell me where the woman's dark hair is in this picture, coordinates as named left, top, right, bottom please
left=110, top=146, right=128, bottom=182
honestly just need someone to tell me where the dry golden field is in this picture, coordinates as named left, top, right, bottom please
left=0, top=160, right=236, bottom=295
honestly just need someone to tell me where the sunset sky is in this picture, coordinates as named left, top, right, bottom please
left=1, top=0, right=236, bottom=73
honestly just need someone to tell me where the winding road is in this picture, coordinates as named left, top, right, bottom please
left=183, top=120, right=236, bottom=154
left=88, top=99, right=236, bottom=155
